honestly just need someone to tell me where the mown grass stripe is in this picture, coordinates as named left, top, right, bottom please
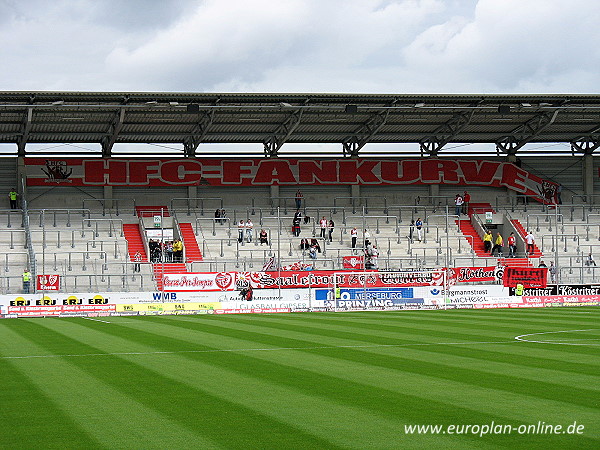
left=1, top=320, right=224, bottom=449
left=157, top=314, right=600, bottom=381
left=7, top=319, right=346, bottom=449
left=0, top=359, right=103, bottom=449
left=67, top=315, right=600, bottom=448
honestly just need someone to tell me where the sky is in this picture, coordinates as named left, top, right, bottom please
left=1, top=0, right=600, bottom=94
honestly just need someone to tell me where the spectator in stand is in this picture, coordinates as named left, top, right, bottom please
left=214, top=208, right=221, bottom=225
left=586, top=253, right=596, bottom=266
left=22, top=267, right=31, bottom=294
left=462, top=190, right=471, bottom=215
left=310, top=238, right=322, bottom=253
left=556, top=184, right=562, bottom=204
left=165, top=241, right=173, bottom=262
left=328, top=219, right=334, bottom=243
left=173, top=239, right=184, bottom=262
left=245, top=219, right=254, bottom=243
left=491, top=232, right=504, bottom=257
left=220, top=209, right=227, bottom=225
left=237, top=220, right=245, bottom=243
left=292, top=213, right=301, bottom=237
left=259, top=229, right=268, bottom=245
left=549, top=261, right=557, bottom=283
left=319, top=216, right=328, bottom=238
left=538, top=260, right=547, bottom=268
left=409, top=219, right=415, bottom=243
left=525, top=230, right=535, bottom=256
left=507, top=232, right=517, bottom=258
left=309, top=245, right=317, bottom=259
left=9, top=188, right=18, bottom=209
left=363, top=229, right=371, bottom=247
left=494, top=262, right=504, bottom=285
left=483, top=230, right=493, bottom=254
left=300, top=238, right=310, bottom=250
left=455, top=194, right=464, bottom=216
left=133, top=250, right=142, bottom=272
left=350, top=227, right=358, bottom=249
left=295, top=190, right=303, bottom=209
left=415, top=218, right=423, bottom=242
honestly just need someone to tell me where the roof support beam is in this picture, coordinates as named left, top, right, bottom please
left=342, top=111, right=389, bottom=157
left=101, top=108, right=126, bottom=157
left=184, top=111, right=215, bottom=157
left=571, top=125, right=600, bottom=155
left=263, top=110, right=304, bottom=157
left=419, top=111, right=474, bottom=156
left=496, top=110, right=559, bottom=154
left=16, top=107, right=33, bottom=156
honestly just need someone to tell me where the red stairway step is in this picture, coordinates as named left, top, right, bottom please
left=136, top=205, right=170, bottom=217
left=123, top=223, right=148, bottom=262
left=178, top=223, right=203, bottom=262
left=510, top=219, right=543, bottom=257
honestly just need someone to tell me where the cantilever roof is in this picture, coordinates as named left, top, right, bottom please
left=0, top=91, right=599, bottom=157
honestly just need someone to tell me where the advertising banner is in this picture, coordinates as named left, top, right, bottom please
left=162, top=270, right=447, bottom=292
left=25, top=158, right=557, bottom=201
left=342, top=256, right=365, bottom=269
left=449, top=266, right=503, bottom=284
left=36, top=274, right=60, bottom=291
left=503, top=267, right=547, bottom=288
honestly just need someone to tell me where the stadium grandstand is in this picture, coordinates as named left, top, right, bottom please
left=0, top=91, right=599, bottom=309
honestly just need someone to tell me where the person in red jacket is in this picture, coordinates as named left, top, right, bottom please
left=462, top=190, right=471, bottom=215
left=507, top=232, right=517, bottom=258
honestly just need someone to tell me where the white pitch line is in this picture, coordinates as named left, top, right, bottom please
left=0, top=339, right=517, bottom=360
left=514, top=329, right=600, bottom=346
left=81, top=317, right=112, bottom=324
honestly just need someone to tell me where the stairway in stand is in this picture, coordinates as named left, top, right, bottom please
left=122, top=224, right=148, bottom=262
left=511, top=219, right=543, bottom=258
left=496, top=257, right=532, bottom=267
left=179, top=223, right=203, bottom=262
left=135, top=205, right=170, bottom=217
left=467, top=202, right=495, bottom=216
left=456, top=220, right=488, bottom=257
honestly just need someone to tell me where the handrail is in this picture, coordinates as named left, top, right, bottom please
left=81, top=198, right=120, bottom=216
left=81, top=218, right=124, bottom=237
left=170, top=197, right=224, bottom=216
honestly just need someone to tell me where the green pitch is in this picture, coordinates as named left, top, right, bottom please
left=0, top=307, right=598, bottom=449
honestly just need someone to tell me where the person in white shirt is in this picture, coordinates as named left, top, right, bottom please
left=237, top=220, right=245, bottom=243
left=363, top=229, right=371, bottom=248
left=455, top=194, right=463, bottom=216
left=245, top=219, right=253, bottom=242
left=525, top=231, right=535, bottom=255
left=319, top=216, right=328, bottom=238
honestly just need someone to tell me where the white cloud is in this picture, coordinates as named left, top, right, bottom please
left=0, top=0, right=599, bottom=93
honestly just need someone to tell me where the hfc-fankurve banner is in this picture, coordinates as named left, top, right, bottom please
left=25, top=158, right=558, bottom=200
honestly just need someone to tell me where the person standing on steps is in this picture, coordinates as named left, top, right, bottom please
left=295, top=189, right=303, bottom=209
left=507, top=232, right=517, bottom=258
left=491, top=232, right=503, bottom=257
left=9, top=188, right=18, bottom=209
left=350, top=227, right=358, bottom=249
left=415, top=218, right=423, bottom=242
left=22, top=268, right=32, bottom=294
left=483, top=230, right=493, bottom=254
left=133, top=251, right=142, bottom=272
left=525, top=230, right=535, bottom=256
left=245, top=219, right=254, bottom=243
left=319, top=216, right=328, bottom=238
